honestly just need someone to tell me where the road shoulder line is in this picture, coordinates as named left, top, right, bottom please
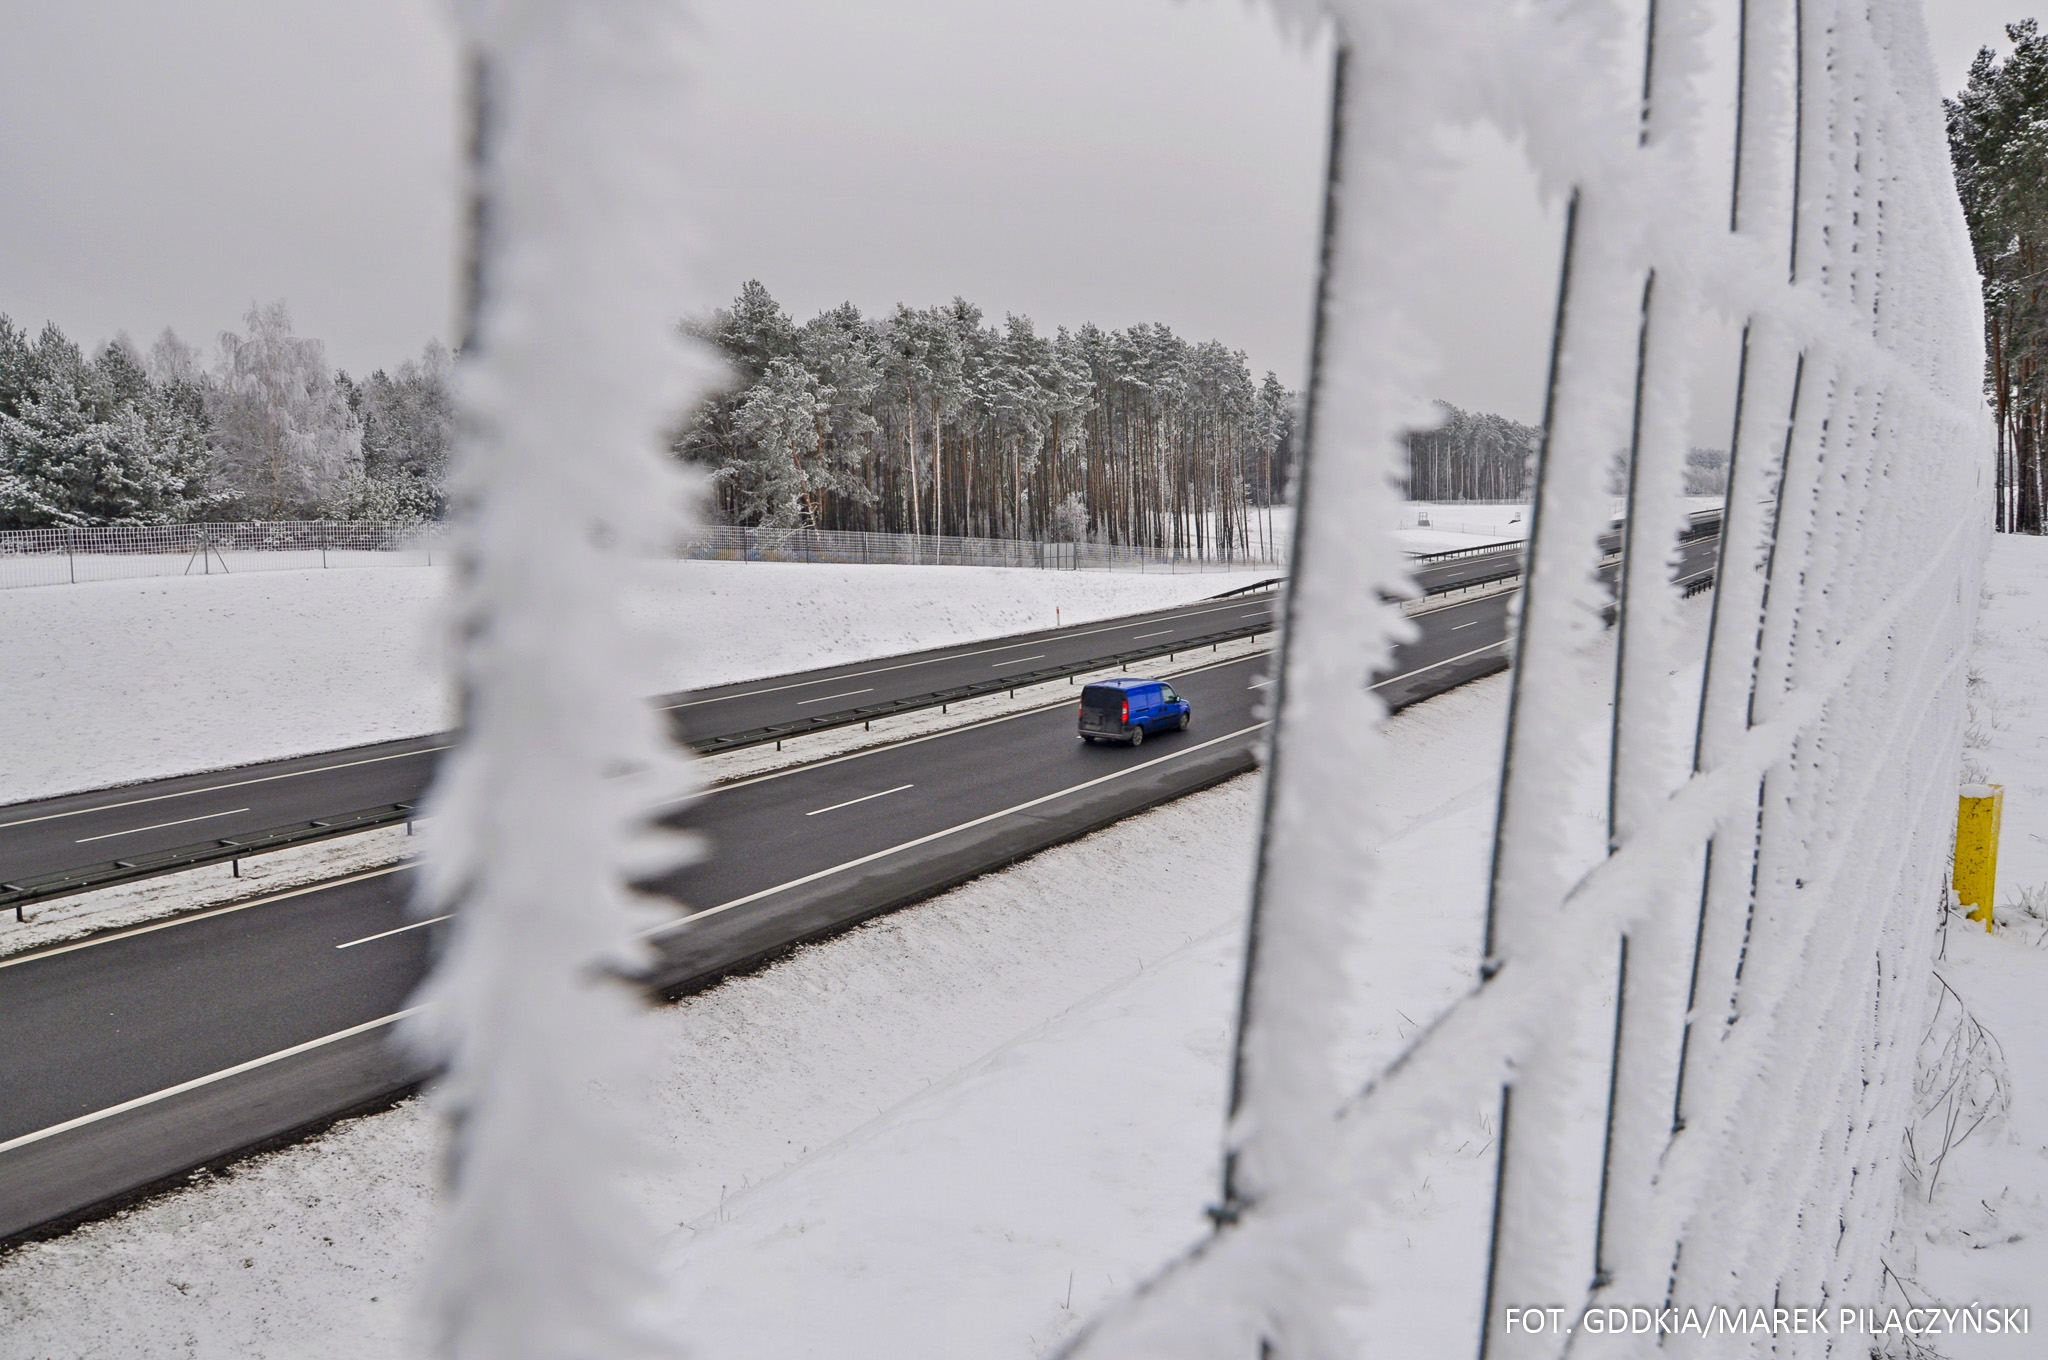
left=0, top=1009, right=417, bottom=1155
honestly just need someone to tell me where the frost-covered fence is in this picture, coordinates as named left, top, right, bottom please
left=1067, top=1, right=1991, bottom=1356
left=0, top=521, right=445, bottom=587
left=683, top=524, right=1281, bottom=571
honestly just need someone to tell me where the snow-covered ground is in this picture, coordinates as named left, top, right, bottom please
left=0, top=561, right=1273, bottom=805
left=0, top=641, right=1515, bottom=1357
left=8, top=543, right=2038, bottom=1356
left=1889, top=535, right=2048, bottom=1354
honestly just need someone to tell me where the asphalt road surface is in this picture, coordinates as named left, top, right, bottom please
left=0, top=528, right=1717, bottom=1242
left=0, top=541, right=1537, bottom=895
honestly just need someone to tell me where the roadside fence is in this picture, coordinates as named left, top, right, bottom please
left=0, top=521, right=1281, bottom=591
left=0, top=522, right=443, bottom=589
left=679, top=524, right=1281, bottom=572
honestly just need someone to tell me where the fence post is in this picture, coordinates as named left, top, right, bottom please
left=67, top=528, right=75, bottom=585
left=1956, top=785, right=2003, bottom=931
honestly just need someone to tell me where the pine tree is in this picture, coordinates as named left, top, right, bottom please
left=1948, top=21, right=2048, bottom=531
left=728, top=357, right=826, bottom=528
left=0, top=317, right=229, bottom=528
left=681, top=283, right=1301, bottom=555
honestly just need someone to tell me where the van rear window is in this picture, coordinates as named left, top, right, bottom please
left=1080, top=686, right=1126, bottom=714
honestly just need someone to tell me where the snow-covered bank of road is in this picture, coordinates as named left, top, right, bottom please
left=1893, top=535, right=2048, bottom=1354
left=0, top=651, right=1515, bottom=1357
left=0, top=560, right=1273, bottom=805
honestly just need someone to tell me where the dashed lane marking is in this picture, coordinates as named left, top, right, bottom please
left=76, top=807, right=252, bottom=844
left=796, top=688, right=874, bottom=705
left=806, top=784, right=914, bottom=817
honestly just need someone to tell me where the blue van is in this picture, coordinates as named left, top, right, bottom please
left=1078, top=677, right=1192, bottom=747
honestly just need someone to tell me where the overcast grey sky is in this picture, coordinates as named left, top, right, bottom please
left=0, top=0, right=2035, bottom=432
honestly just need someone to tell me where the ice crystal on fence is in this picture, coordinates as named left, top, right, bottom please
left=1065, top=1, right=1993, bottom=1356
left=402, top=4, right=719, bottom=1358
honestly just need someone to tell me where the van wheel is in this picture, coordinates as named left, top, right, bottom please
left=1129, top=726, right=1144, bottom=747
left=1178, top=712, right=1191, bottom=731
left=1082, top=735, right=1098, bottom=744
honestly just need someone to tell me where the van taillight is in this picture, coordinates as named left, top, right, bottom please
left=1120, top=700, right=1129, bottom=722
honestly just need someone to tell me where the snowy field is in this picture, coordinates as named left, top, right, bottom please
left=5, top=547, right=2038, bottom=1355
left=0, top=560, right=1274, bottom=805
left=0, top=647, right=1516, bottom=1358
left=1895, top=534, right=2048, bottom=1354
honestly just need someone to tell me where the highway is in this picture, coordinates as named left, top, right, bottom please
left=0, top=540, right=1527, bottom=897
left=0, top=526, right=1718, bottom=1243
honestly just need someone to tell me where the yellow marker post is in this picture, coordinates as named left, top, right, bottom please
left=1956, top=784, right=2003, bottom=932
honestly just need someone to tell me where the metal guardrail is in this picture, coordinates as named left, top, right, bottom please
left=690, top=614, right=1282, bottom=755
left=2, top=520, right=1725, bottom=917
left=2, top=803, right=419, bottom=918
left=1204, top=577, right=1288, bottom=600
left=2, top=591, right=1289, bottom=917
left=1408, top=538, right=1526, bottom=564
left=2, top=524, right=1718, bottom=918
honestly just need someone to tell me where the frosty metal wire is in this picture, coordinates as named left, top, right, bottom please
left=1062, top=1, right=1988, bottom=1357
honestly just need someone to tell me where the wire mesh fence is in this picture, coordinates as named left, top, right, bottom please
left=0, top=522, right=446, bottom=589
left=678, top=524, right=1282, bottom=572
left=1065, top=0, right=1993, bottom=1355
left=0, top=520, right=1283, bottom=591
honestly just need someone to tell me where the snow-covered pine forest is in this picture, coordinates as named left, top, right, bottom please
left=1406, top=401, right=1731, bottom=502
left=6, top=283, right=1605, bottom=545
left=1949, top=19, right=2048, bottom=533
left=677, top=282, right=1301, bottom=557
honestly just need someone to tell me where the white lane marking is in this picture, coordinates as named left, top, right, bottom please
left=0, top=747, right=449, bottom=831
left=660, top=596, right=1275, bottom=711
left=335, top=914, right=451, bottom=949
left=1452, top=620, right=1482, bottom=629
left=1248, top=680, right=1273, bottom=689
left=1238, top=611, right=1268, bottom=618
left=806, top=783, right=914, bottom=817
left=1369, top=638, right=1509, bottom=691
left=647, top=721, right=1268, bottom=939
left=74, top=806, right=252, bottom=844
left=0, top=612, right=1516, bottom=1152
left=0, top=864, right=411, bottom=969
left=0, top=1009, right=418, bottom=1156
left=989, top=654, right=1045, bottom=668
left=796, top=688, right=874, bottom=706
left=1131, top=629, right=1174, bottom=640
